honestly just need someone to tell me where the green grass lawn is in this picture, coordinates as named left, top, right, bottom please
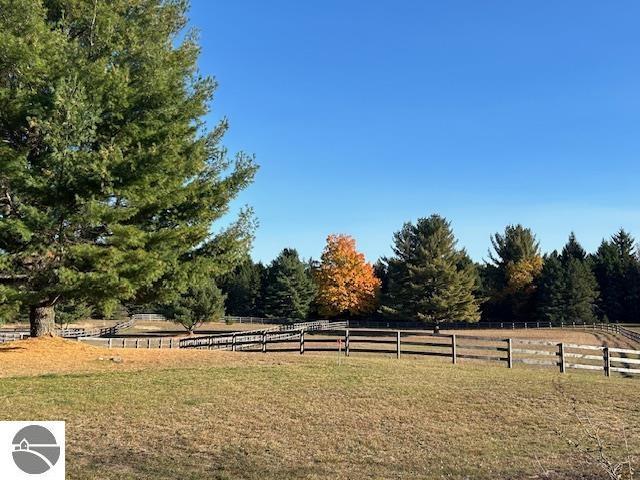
left=1, top=349, right=638, bottom=479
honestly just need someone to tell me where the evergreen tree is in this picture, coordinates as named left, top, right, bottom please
left=592, top=229, right=640, bottom=323
left=262, top=249, right=315, bottom=319
left=536, top=235, right=599, bottom=324
left=561, top=232, right=587, bottom=262
left=162, top=282, right=226, bottom=333
left=373, top=260, right=389, bottom=300
left=563, top=257, right=599, bottom=322
left=482, top=225, right=543, bottom=321
left=220, top=258, right=264, bottom=316
left=536, top=252, right=566, bottom=323
left=54, top=300, right=93, bottom=328
left=383, top=215, right=479, bottom=325
left=0, top=1, right=256, bottom=335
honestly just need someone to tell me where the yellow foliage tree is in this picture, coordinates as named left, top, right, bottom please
left=505, top=256, right=544, bottom=295
left=315, top=235, right=380, bottom=316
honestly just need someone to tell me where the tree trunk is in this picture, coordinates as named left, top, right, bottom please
left=30, top=305, right=56, bottom=337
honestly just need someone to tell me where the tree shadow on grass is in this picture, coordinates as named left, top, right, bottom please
left=70, top=444, right=328, bottom=480
left=0, top=345, right=26, bottom=353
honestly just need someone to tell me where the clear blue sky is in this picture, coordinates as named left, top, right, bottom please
left=189, top=0, right=640, bottom=264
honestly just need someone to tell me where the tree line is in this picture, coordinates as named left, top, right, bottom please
left=220, top=215, right=640, bottom=327
left=2, top=2, right=639, bottom=335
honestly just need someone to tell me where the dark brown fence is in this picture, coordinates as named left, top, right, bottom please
left=237, top=328, right=640, bottom=378
left=178, top=320, right=348, bottom=350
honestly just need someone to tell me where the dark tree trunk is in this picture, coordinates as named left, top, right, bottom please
left=30, top=305, right=56, bottom=337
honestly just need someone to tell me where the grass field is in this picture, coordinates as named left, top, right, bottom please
left=1, top=338, right=639, bottom=479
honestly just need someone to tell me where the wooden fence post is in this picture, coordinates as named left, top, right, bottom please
left=122, top=338, right=126, bottom=348
left=345, top=329, right=350, bottom=357
left=396, top=331, right=401, bottom=359
left=135, top=338, right=139, bottom=349
left=451, top=334, right=457, bottom=364
left=300, top=331, right=305, bottom=354
left=559, top=343, right=565, bottom=373
left=159, top=338, right=163, bottom=349
left=147, top=338, right=151, bottom=349
left=507, top=338, right=512, bottom=368
left=232, top=334, right=237, bottom=352
left=169, top=338, right=173, bottom=349
left=604, top=347, right=610, bottom=377
left=262, top=331, right=267, bottom=353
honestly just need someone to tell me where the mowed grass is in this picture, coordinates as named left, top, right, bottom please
left=0, top=339, right=639, bottom=479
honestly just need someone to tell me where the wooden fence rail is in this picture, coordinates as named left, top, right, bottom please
left=232, top=328, right=640, bottom=378
left=178, top=320, right=348, bottom=350
left=78, top=336, right=180, bottom=349
left=70, top=325, right=640, bottom=378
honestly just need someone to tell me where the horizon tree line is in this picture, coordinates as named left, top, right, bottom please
left=2, top=1, right=639, bottom=335
left=215, top=216, right=640, bottom=327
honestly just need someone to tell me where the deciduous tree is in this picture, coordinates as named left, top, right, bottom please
left=315, top=235, right=380, bottom=317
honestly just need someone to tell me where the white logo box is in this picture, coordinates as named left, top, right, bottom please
left=0, top=421, right=65, bottom=479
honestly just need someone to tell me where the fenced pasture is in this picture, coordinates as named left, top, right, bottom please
left=176, top=324, right=640, bottom=378
left=1, top=337, right=639, bottom=480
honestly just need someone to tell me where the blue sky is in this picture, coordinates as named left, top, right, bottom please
left=189, top=1, right=640, bottom=264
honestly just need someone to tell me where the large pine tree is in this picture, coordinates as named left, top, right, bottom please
left=383, top=215, right=479, bottom=325
left=535, top=252, right=566, bottom=323
left=592, top=229, right=640, bottom=323
left=0, top=1, right=257, bottom=335
left=536, top=234, right=599, bottom=324
left=482, top=224, right=542, bottom=321
left=262, top=249, right=315, bottom=319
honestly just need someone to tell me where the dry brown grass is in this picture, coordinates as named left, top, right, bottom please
left=0, top=337, right=296, bottom=378
left=0, top=337, right=639, bottom=479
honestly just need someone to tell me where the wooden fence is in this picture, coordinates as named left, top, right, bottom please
left=227, top=328, right=640, bottom=378
left=0, top=331, right=29, bottom=343
left=59, top=318, right=136, bottom=338
left=78, top=336, right=179, bottom=349
left=178, top=320, right=349, bottom=350
left=68, top=325, right=640, bottom=378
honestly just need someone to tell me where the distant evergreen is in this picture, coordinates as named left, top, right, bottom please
left=162, top=282, right=226, bottom=333
left=535, top=253, right=566, bottom=323
left=220, top=258, right=265, bottom=317
left=262, top=249, right=315, bottom=319
left=383, top=215, right=480, bottom=325
left=536, top=234, right=599, bottom=323
left=482, top=225, right=543, bottom=321
left=591, top=229, right=640, bottom=323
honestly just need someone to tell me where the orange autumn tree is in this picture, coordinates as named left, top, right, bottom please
left=315, top=235, right=381, bottom=316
